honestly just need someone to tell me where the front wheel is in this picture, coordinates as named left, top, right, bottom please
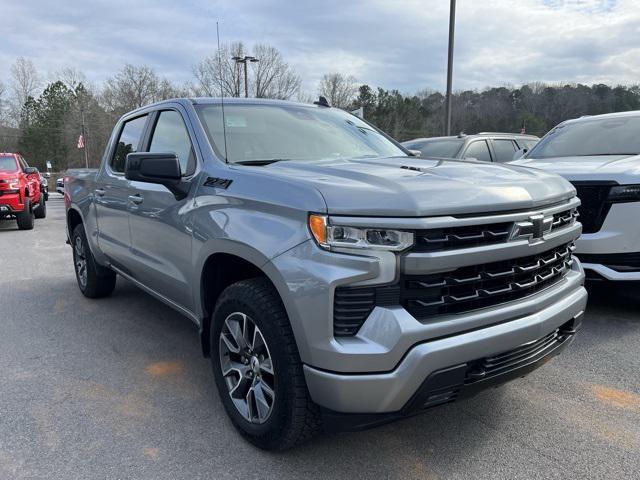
left=211, top=278, right=322, bottom=450
left=71, top=224, right=116, bottom=298
left=16, top=198, right=34, bottom=230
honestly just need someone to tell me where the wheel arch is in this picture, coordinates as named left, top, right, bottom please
left=197, top=244, right=294, bottom=358
left=67, top=206, right=84, bottom=236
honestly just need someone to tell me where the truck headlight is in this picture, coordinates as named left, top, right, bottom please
left=0, top=178, right=19, bottom=189
left=607, top=184, right=640, bottom=202
left=309, top=214, right=414, bottom=251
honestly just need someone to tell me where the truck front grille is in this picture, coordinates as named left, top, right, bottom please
left=411, top=207, right=577, bottom=253
left=403, top=242, right=574, bottom=319
left=412, top=222, right=512, bottom=252
left=333, top=242, right=574, bottom=336
left=571, top=182, right=614, bottom=233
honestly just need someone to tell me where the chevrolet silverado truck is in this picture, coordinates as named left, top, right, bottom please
left=0, top=152, right=46, bottom=230
left=65, top=98, right=587, bottom=449
left=512, top=110, right=640, bottom=282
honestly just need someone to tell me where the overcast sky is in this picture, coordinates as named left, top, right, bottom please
left=1, top=0, right=638, bottom=95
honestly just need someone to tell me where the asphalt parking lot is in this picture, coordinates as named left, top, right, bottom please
left=1, top=195, right=639, bottom=479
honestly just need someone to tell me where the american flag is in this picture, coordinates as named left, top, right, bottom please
left=77, top=134, right=85, bottom=149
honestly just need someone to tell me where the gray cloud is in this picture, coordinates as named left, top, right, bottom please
left=0, top=0, right=638, bottom=96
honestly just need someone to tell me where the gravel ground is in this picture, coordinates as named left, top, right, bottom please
left=1, top=195, right=638, bottom=479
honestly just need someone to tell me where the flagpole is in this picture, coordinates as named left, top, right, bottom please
left=81, top=108, right=89, bottom=168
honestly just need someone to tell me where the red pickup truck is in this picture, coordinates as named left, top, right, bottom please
left=0, top=153, right=46, bottom=230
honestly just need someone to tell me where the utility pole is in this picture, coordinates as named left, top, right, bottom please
left=232, top=55, right=259, bottom=97
left=80, top=107, right=89, bottom=168
left=444, top=0, right=456, bottom=136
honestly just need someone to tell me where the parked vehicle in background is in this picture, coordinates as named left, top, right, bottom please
left=403, top=133, right=539, bottom=163
left=0, top=153, right=46, bottom=230
left=40, top=174, right=49, bottom=201
left=65, top=98, right=585, bottom=449
left=56, top=177, right=64, bottom=194
left=512, top=111, right=640, bottom=282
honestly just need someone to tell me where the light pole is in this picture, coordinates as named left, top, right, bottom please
left=232, top=55, right=259, bottom=98
left=444, top=0, right=456, bottom=136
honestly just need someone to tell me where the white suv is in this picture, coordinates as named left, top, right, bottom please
left=512, top=111, right=640, bottom=282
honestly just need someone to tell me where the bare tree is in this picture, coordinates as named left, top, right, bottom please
left=55, top=67, right=88, bottom=91
left=0, top=80, right=7, bottom=124
left=11, top=57, right=40, bottom=106
left=318, top=73, right=358, bottom=109
left=251, top=44, right=301, bottom=99
left=192, top=42, right=245, bottom=97
left=9, top=57, right=40, bottom=125
left=101, top=64, right=179, bottom=115
left=157, top=78, right=190, bottom=100
left=192, top=42, right=300, bottom=100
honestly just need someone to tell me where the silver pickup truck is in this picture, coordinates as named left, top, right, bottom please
left=65, top=98, right=587, bottom=449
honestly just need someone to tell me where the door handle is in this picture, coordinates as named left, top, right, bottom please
left=95, top=188, right=105, bottom=197
left=128, top=194, right=144, bottom=205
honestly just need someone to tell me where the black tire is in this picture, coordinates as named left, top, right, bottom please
left=16, top=198, right=34, bottom=230
left=71, top=224, right=116, bottom=298
left=34, top=194, right=46, bottom=219
left=211, top=277, right=322, bottom=450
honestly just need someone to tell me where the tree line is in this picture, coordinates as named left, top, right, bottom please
left=1, top=46, right=640, bottom=172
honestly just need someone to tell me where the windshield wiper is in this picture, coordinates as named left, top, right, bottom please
left=234, top=159, right=290, bottom=166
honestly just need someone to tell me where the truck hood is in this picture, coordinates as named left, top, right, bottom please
left=259, top=157, right=575, bottom=216
left=0, top=170, right=20, bottom=180
left=511, top=155, right=640, bottom=184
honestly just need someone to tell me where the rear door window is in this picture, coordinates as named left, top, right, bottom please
left=492, top=139, right=517, bottom=162
left=111, top=115, right=148, bottom=173
left=463, top=140, right=492, bottom=162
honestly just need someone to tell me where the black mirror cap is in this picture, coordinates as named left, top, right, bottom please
left=24, top=167, right=39, bottom=175
left=125, top=152, right=188, bottom=200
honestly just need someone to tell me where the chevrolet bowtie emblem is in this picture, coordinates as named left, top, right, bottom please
left=510, top=214, right=553, bottom=243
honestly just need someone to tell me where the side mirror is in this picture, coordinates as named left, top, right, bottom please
left=43, top=172, right=51, bottom=178
left=512, top=148, right=528, bottom=161
left=408, top=149, right=422, bottom=157
left=125, top=152, right=188, bottom=199
left=24, top=167, right=38, bottom=175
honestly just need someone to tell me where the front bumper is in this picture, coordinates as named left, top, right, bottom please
left=0, top=194, right=24, bottom=215
left=304, top=284, right=586, bottom=415
left=580, top=261, right=640, bottom=281
left=574, top=202, right=640, bottom=281
left=320, top=315, right=581, bottom=432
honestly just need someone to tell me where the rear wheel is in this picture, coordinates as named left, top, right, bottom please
left=72, top=224, right=116, bottom=298
left=211, top=278, right=322, bottom=450
left=16, top=198, right=34, bottom=230
left=34, top=195, right=46, bottom=219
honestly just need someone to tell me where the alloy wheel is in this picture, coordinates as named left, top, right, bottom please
left=219, top=312, right=275, bottom=424
left=74, top=236, right=87, bottom=288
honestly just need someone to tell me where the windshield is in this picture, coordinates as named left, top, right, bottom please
left=0, top=156, right=19, bottom=172
left=196, top=103, right=406, bottom=164
left=528, top=116, right=640, bottom=159
left=405, top=139, right=464, bottom=158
